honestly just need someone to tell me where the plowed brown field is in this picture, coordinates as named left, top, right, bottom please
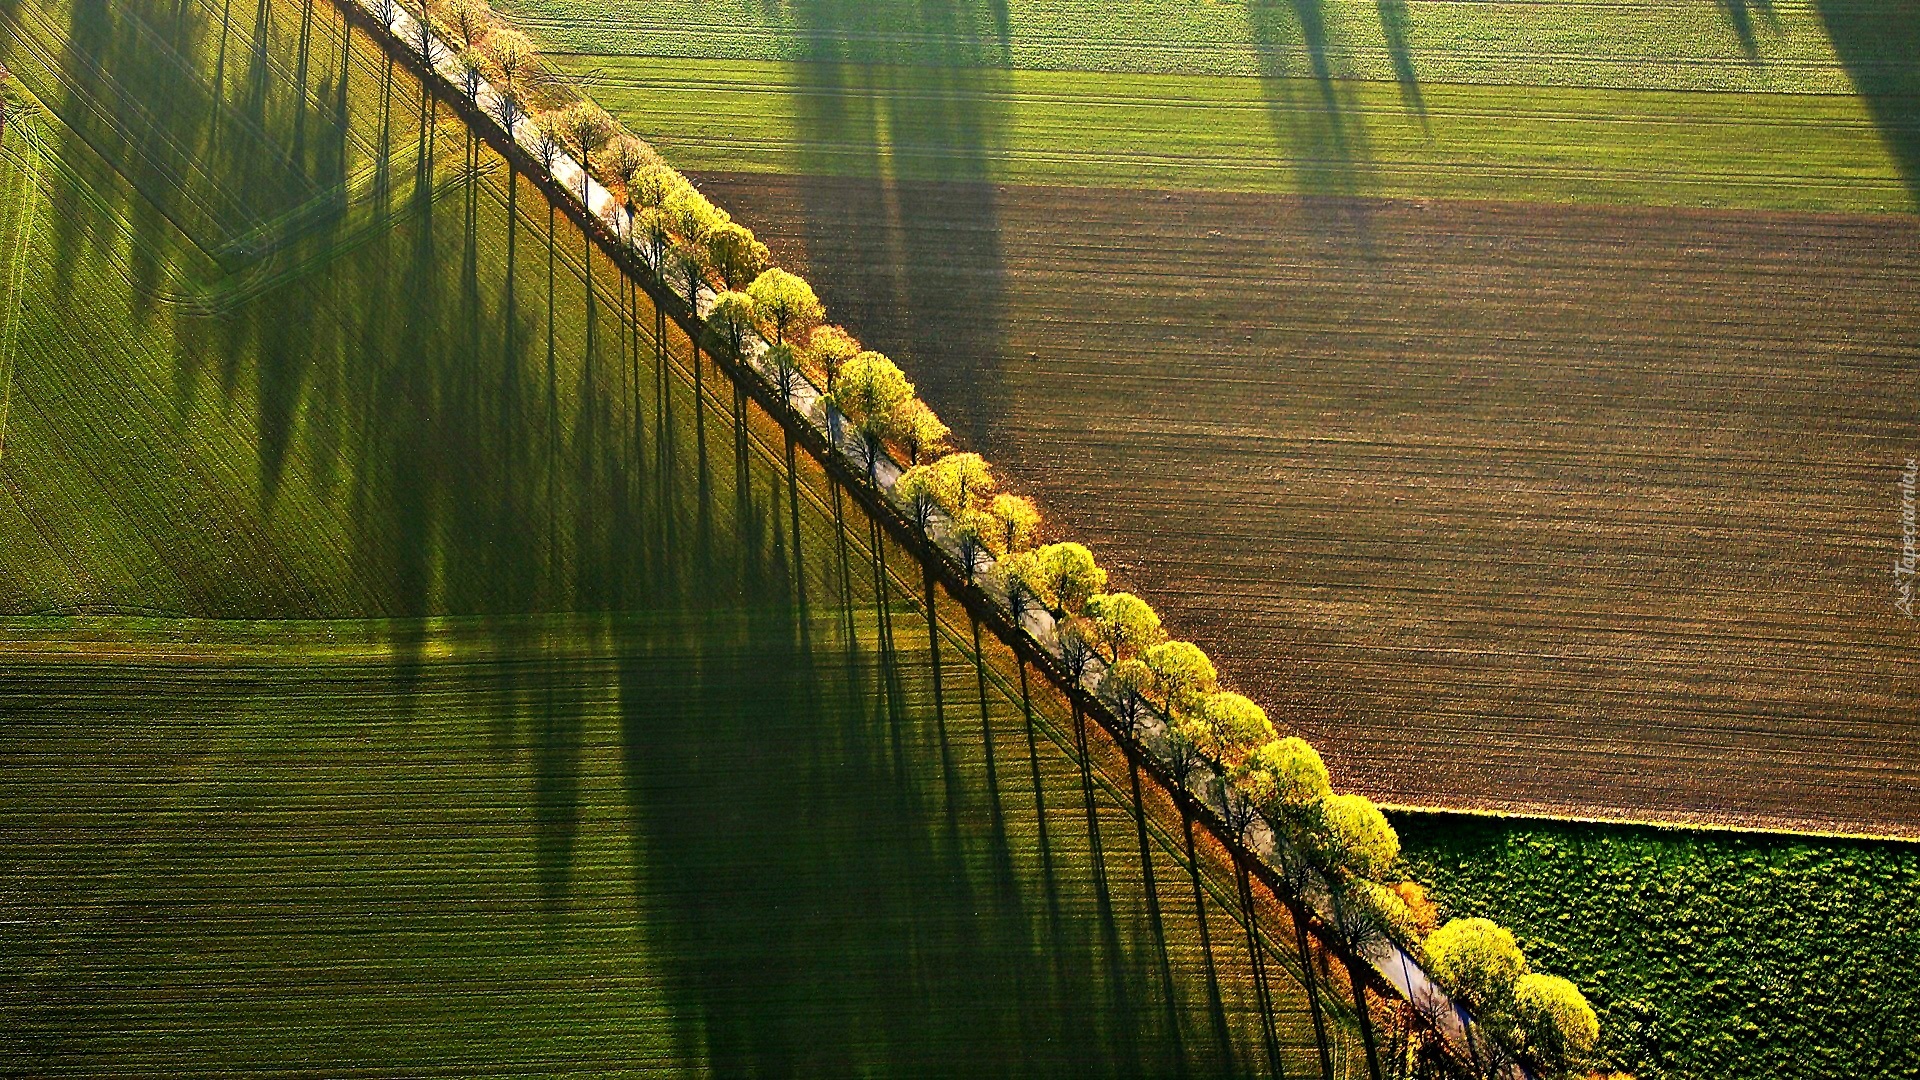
left=700, top=172, right=1920, bottom=836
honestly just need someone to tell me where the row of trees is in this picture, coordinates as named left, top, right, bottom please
left=397, top=2, right=1600, bottom=1075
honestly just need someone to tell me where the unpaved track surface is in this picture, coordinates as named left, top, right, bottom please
left=702, top=170, right=1920, bottom=836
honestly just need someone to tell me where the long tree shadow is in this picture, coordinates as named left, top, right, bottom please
left=722, top=0, right=1013, bottom=450
left=1246, top=0, right=1379, bottom=244
left=1816, top=0, right=1920, bottom=208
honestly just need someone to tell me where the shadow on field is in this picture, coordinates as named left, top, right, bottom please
left=764, top=0, right=1012, bottom=450
left=1816, top=0, right=1920, bottom=206
left=0, top=1, right=1349, bottom=1071
left=1247, top=0, right=1379, bottom=241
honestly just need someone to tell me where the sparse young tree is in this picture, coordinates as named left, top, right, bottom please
left=802, top=325, right=861, bottom=391
left=531, top=110, right=565, bottom=171
left=560, top=100, right=614, bottom=199
left=1143, top=640, right=1217, bottom=716
left=708, top=222, right=771, bottom=292
left=409, top=9, right=442, bottom=65
left=373, top=0, right=400, bottom=28
left=484, top=28, right=533, bottom=101
left=455, top=52, right=485, bottom=103
left=897, top=399, right=951, bottom=465
left=746, top=268, right=824, bottom=347
left=607, top=137, right=651, bottom=204
left=1085, top=591, right=1165, bottom=662
left=1056, top=619, right=1100, bottom=683
left=986, top=493, right=1040, bottom=556
left=1101, top=657, right=1154, bottom=736
left=1425, top=918, right=1527, bottom=1015
left=704, top=291, right=755, bottom=357
left=444, top=0, right=491, bottom=47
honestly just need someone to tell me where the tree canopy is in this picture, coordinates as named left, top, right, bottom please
left=1238, top=735, right=1330, bottom=814
left=482, top=28, right=533, bottom=97
left=560, top=100, right=613, bottom=171
left=747, top=269, right=825, bottom=347
left=1317, top=792, right=1400, bottom=880
left=897, top=400, right=952, bottom=465
left=444, top=0, right=491, bottom=47
left=1085, top=591, right=1165, bottom=661
left=1143, top=640, right=1217, bottom=714
left=924, top=453, right=994, bottom=517
left=802, top=325, right=861, bottom=390
left=704, top=292, right=755, bottom=356
left=985, top=493, right=1040, bottom=556
left=708, top=223, right=770, bottom=292
left=1425, top=917, right=1528, bottom=1012
left=1020, top=542, right=1105, bottom=617
left=1190, top=690, right=1274, bottom=768
left=1514, top=972, right=1600, bottom=1070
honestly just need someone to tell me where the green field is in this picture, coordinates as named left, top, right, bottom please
left=0, top=0, right=1377, bottom=1073
left=500, top=0, right=1919, bottom=212
left=1396, top=813, right=1920, bottom=1080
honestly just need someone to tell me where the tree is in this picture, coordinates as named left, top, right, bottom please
left=898, top=400, right=951, bottom=465
left=708, top=223, right=770, bottom=292
left=373, top=0, right=400, bottom=27
left=455, top=52, right=485, bottom=103
left=1513, top=973, right=1599, bottom=1075
left=1424, top=918, right=1528, bottom=1014
left=560, top=100, right=614, bottom=198
left=484, top=28, right=533, bottom=100
left=409, top=9, right=443, bottom=65
left=986, top=493, right=1040, bottom=556
left=925, top=452, right=994, bottom=517
left=665, top=186, right=729, bottom=310
left=1084, top=592, right=1164, bottom=662
left=1190, top=691, right=1274, bottom=769
left=1238, top=736, right=1331, bottom=817
left=1143, top=640, right=1217, bottom=715
left=531, top=110, right=565, bottom=171
left=607, top=137, right=651, bottom=205
left=746, top=268, right=824, bottom=347
left=704, top=291, right=755, bottom=357
left=1017, top=543, right=1104, bottom=618
left=1102, top=657, right=1154, bottom=736
left=444, top=0, right=491, bottom=47
left=802, top=325, right=861, bottom=391
left=828, top=350, right=914, bottom=482
left=1316, top=792, right=1400, bottom=880
left=895, top=465, right=943, bottom=534
left=765, top=343, right=804, bottom=401
left=630, top=162, right=683, bottom=213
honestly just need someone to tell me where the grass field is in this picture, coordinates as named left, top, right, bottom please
left=0, top=0, right=1377, bottom=1072
left=1395, top=812, right=1920, bottom=1080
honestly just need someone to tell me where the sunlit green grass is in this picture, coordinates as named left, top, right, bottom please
left=577, top=56, right=1913, bottom=212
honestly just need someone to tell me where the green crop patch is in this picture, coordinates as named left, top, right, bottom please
left=1396, top=812, right=1920, bottom=1080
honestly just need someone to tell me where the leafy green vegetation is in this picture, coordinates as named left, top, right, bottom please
left=1395, top=812, right=1920, bottom=1080
left=499, top=0, right=1872, bottom=93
